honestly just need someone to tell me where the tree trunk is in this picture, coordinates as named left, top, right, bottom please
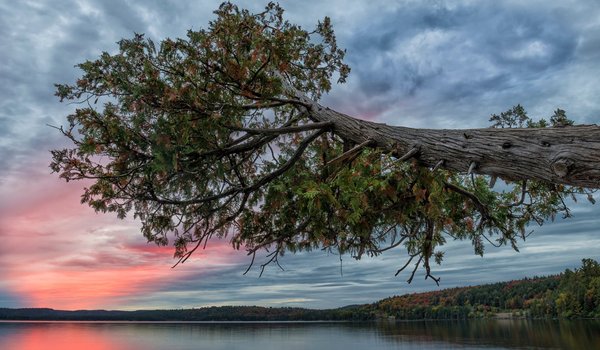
left=302, top=98, right=600, bottom=188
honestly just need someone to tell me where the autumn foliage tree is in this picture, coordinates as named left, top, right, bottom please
left=51, top=3, right=599, bottom=283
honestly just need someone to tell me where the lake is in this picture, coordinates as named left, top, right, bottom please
left=0, top=319, right=598, bottom=349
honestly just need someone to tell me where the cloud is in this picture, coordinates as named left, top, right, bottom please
left=0, top=154, right=254, bottom=309
left=0, top=290, right=21, bottom=308
left=326, top=1, right=597, bottom=129
left=1, top=0, right=600, bottom=310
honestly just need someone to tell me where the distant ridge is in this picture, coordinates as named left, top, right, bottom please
left=0, top=305, right=358, bottom=322
left=2, top=259, right=598, bottom=321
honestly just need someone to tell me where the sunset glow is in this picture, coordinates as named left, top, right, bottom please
left=0, top=162, right=245, bottom=310
left=1, top=0, right=600, bottom=311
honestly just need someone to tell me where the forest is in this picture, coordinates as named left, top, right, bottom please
left=370, top=258, right=600, bottom=320
left=1, top=259, right=597, bottom=321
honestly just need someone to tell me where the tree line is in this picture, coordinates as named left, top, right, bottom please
left=1, top=259, right=598, bottom=321
left=370, top=258, right=600, bottom=320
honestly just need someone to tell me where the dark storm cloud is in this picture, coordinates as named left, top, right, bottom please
left=329, top=1, right=593, bottom=128
left=576, top=30, right=600, bottom=61
left=475, top=8, right=577, bottom=74
left=343, top=3, right=471, bottom=97
left=0, top=1, right=99, bottom=181
left=0, top=2, right=93, bottom=101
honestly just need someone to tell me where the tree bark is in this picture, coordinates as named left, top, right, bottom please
left=301, top=98, right=600, bottom=188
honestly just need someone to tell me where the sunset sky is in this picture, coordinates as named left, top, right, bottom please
left=1, top=0, right=600, bottom=311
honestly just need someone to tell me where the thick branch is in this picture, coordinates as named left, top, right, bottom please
left=146, top=129, right=325, bottom=205
left=224, top=121, right=333, bottom=135
left=297, top=97, right=600, bottom=188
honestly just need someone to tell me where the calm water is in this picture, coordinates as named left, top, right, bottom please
left=0, top=319, right=598, bottom=349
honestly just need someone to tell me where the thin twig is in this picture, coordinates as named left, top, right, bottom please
left=396, top=146, right=420, bottom=162
left=443, top=182, right=489, bottom=218
left=432, top=159, right=444, bottom=172
left=224, top=121, right=333, bottom=135
left=489, top=175, right=497, bottom=188
left=374, top=236, right=408, bottom=253
left=500, top=180, right=528, bottom=208
left=243, top=251, right=257, bottom=275
left=407, top=255, right=424, bottom=284
left=467, top=161, right=477, bottom=175
left=325, top=138, right=375, bottom=166
left=395, top=254, right=416, bottom=276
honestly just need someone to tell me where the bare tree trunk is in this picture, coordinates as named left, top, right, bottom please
left=302, top=99, right=600, bottom=188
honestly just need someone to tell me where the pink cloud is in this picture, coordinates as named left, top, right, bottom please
left=0, top=158, right=247, bottom=310
left=10, top=266, right=172, bottom=309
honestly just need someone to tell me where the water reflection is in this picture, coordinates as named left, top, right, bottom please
left=0, top=322, right=129, bottom=350
left=0, top=320, right=598, bottom=350
left=374, top=319, right=600, bottom=349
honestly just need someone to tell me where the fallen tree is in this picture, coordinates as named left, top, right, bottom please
left=51, top=2, right=598, bottom=283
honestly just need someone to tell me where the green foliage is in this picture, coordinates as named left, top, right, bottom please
left=370, top=259, right=600, bottom=320
left=51, top=2, right=348, bottom=259
left=51, top=2, right=592, bottom=281
left=489, top=104, right=574, bottom=128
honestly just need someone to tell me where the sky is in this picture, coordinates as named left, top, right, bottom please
left=0, top=0, right=599, bottom=311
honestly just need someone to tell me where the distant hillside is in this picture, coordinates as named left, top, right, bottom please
left=368, top=275, right=561, bottom=320
left=366, top=258, right=600, bottom=320
left=1, top=259, right=598, bottom=321
left=0, top=306, right=356, bottom=322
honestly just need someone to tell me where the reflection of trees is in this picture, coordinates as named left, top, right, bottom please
left=373, top=319, right=600, bottom=349
left=1, top=321, right=598, bottom=348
